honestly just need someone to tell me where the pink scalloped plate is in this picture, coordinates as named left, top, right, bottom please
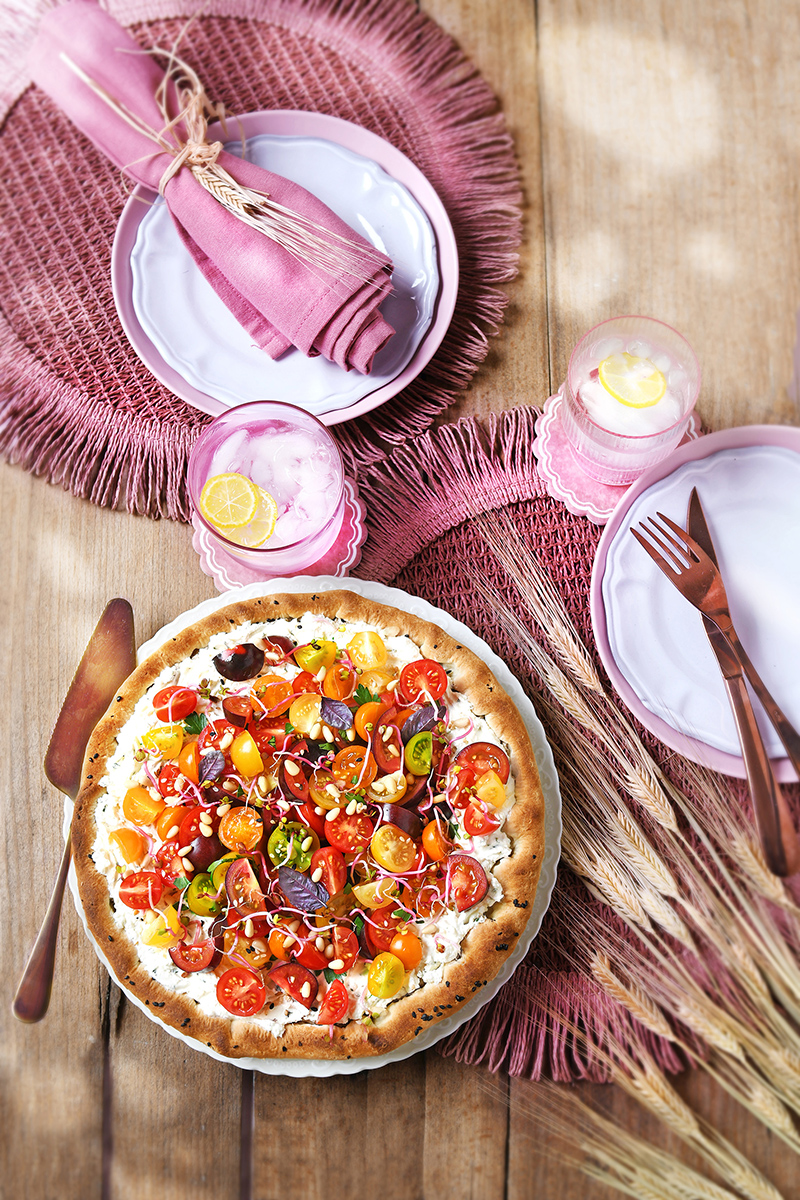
left=591, top=425, right=800, bottom=781
left=191, top=477, right=367, bottom=592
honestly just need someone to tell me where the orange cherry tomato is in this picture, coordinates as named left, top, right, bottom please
left=268, top=924, right=296, bottom=962
left=354, top=700, right=390, bottom=741
left=122, top=785, right=165, bottom=826
left=109, top=827, right=146, bottom=864
left=422, top=818, right=452, bottom=862
left=230, top=731, right=265, bottom=778
left=331, top=747, right=377, bottom=789
left=251, top=674, right=294, bottom=717
left=218, top=806, right=264, bottom=852
left=474, top=768, right=507, bottom=809
left=322, top=663, right=357, bottom=702
left=178, top=740, right=201, bottom=785
left=390, top=928, right=423, bottom=970
left=155, top=804, right=186, bottom=841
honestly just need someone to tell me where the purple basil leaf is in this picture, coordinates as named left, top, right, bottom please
left=401, top=703, right=445, bottom=744
left=277, top=865, right=330, bottom=912
left=199, top=749, right=226, bottom=783
left=319, top=697, right=354, bottom=730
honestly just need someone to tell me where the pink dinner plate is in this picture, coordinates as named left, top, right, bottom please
left=111, top=110, right=459, bottom=424
left=591, top=425, right=800, bottom=782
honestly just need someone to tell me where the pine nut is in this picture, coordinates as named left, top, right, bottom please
left=381, top=726, right=392, bottom=742
left=216, top=803, right=231, bottom=816
left=256, top=775, right=269, bottom=794
left=244, top=919, right=254, bottom=938
left=148, top=787, right=162, bottom=802
left=287, top=920, right=301, bottom=934
left=314, top=806, right=324, bottom=816
left=284, top=760, right=301, bottom=776
left=174, top=775, right=188, bottom=792
left=181, top=858, right=194, bottom=874
left=370, top=781, right=386, bottom=796
left=309, top=722, right=322, bottom=740
left=325, top=944, right=335, bottom=958
left=300, top=981, right=312, bottom=998
left=315, top=936, right=325, bottom=952
left=300, top=836, right=313, bottom=852
left=325, top=783, right=340, bottom=797
left=282, top=933, right=296, bottom=949
left=277, top=799, right=290, bottom=813
left=322, top=725, right=334, bottom=743
left=178, top=844, right=193, bottom=856
left=345, top=800, right=357, bottom=816
left=166, top=824, right=180, bottom=839
left=311, top=867, right=324, bottom=883
left=386, top=679, right=398, bottom=692
left=252, top=939, right=268, bottom=954
left=325, top=807, right=341, bottom=822
left=222, top=779, right=237, bottom=793
left=218, top=731, right=234, bottom=751
left=315, top=667, right=327, bottom=682
left=328, top=959, right=344, bottom=971
left=387, top=745, right=399, bottom=757
left=345, top=729, right=356, bottom=742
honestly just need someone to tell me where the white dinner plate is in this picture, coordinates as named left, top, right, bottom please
left=591, top=426, right=800, bottom=781
left=111, top=111, right=459, bottom=423
left=68, top=577, right=561, bottom=1077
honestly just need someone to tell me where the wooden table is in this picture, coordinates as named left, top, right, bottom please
left=4, top=1, right=800, bottom=1196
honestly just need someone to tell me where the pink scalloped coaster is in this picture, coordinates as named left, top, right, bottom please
left=533, top=387, right=702, bottom=525
left=191, top=477, right=367, bottom=592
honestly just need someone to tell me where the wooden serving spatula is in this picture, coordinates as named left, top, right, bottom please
left=12, top=598, right=136, bottom=1022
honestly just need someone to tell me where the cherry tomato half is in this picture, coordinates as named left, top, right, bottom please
left=251, top=674, right=294, bottom=717
left=463, top=801, right=502, bottom=837
left=269, top=961, right=318, bottom=1009
left=371, top=824, right=417, bottom=873
left=156, top=764, right=182, bottom=799
left=122, top=785, right=165, bottom=826
left=177, top=740, right=201, bottom=785
left=169, top=933, right=218, bottom=972
left=310, top=846, right=347, bottom=897
left=317, top=979, right=350, bottom=1025
left=325, top=810, right=375, bottom=854
left=218, top=806, right=264, bottom=853
left=152, top=686, right=198, bottom=723
left=331, top=747, right=377, bottom=789
left=446, top=854, right=489, bottom=912
left=331, top=925, right=359, bottom=971
left=455, top=742, right=510, bottom=784
left=216, top=967, right=267, bottom=1016
left=154, top=841, right=185, bottom=886
left=365, top=903, right=405, bottom=955
left=422, top=818, right=452, bottom=862
left=109, top=828, right=146, bottom=864
left=397, top=659, right=448, bottom=704
left=119, top=871, right=163, bottom=909
left=292, top=670, right=322, bottom=695
left=322, top=663, right=357, bottom=702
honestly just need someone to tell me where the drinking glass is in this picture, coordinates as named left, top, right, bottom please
left=561, top=316, right=701, bottom=486
left=187, top=401, right=345, bottom=573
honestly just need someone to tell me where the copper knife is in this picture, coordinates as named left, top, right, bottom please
left=687, top=488, right=800, bottom=877
left=12, top=598, right=137, bottom=1021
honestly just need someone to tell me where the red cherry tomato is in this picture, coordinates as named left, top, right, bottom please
left=463, top=801, right=502, bottom=837
left=455, top=741, right=510, bottom=784
left=397, top=659, right=448, bottom=704
left=157, top=763, right=182, bottom=798
left=119, top=871, right=163, bottom=909
left=154, top=841, right=185, bottom=886
left=293, top=926, right=329, bottom=971
left=225, top=857, right=267, bottom=919
left=251, top=716, right=293, bottom=754
left=446, top=854, right=489, bottom=912
left=269, top=962, right=318, bottom=1009
left=372, top=721, right=404, bottom=775
left=325, top=810, right=375, bottom=853
left=331, top=925, right=359, bottom=971
left=365, top=903, right=405, bottom=955
left=178, top=806, right=215, bottom=846
left=294, top=802, right=326, bottom=841
left=317, top=979, right=349, bottom=1025
left=447, top=764, right=479, bottom=810
left=169, top=934, right=218, bottom=972
left=310, top=846, right=347, bottom=897
left=198, top=719, right=240, bottom=754
left=152, top=686, right=198, bottom=722
left=281, top=756, right=310, bottom=802
left=216, top=967, right=267, bottom=1016
left=292, top=670, right=322, bottom=695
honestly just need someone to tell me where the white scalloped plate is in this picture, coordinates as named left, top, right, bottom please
left=68, top=577, right=561, bottom=1077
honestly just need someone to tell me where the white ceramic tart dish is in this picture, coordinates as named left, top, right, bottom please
left=72, top=587, right=549, bottom=1065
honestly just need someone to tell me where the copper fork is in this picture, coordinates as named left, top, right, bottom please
left=631, top=511, right=800, bottom=782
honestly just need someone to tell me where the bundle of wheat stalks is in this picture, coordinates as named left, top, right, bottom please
left=470, top=510, right=800, bottom=1200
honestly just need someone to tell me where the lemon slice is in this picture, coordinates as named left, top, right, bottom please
left=226, top=488, right=279, bottom=548
left=199, top=473, right=259, bottom=529
left=597, top=352, right=667, bottom=408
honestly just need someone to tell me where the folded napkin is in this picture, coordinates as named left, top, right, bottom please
left=29, top=1, right=395, bottom=373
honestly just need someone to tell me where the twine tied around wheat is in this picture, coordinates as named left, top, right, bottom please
left=60, top=45, right=388, bottom=282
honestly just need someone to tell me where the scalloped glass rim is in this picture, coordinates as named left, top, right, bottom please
left=67, top=576, right=561, bottom=1077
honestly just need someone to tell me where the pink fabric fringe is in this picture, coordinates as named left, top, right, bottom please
left=0, top=0, right=523, bottom=516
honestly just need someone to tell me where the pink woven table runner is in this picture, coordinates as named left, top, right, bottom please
left=0, top=0, right=521, bottom=518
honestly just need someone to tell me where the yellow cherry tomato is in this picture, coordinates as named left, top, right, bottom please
left=288, top=693, right=323, bottom=735
left=370, top=824, right=417, bottom=873
left=366, top=770, right=407, bottom=804
left=230, top=731, right=264, bottom=778
left=351, top=878, right=403, bottom=909
left=294, top=639, right=337, bottom=674
left=347, top=631, right=388, bottom=670
left=211, top=853, right=240, bottom=893
left=367, top=952, right=406, bottom=999
left=474, top=768, right=507, bottom=809
left=109, top=827, right=146, bottom=864
left=141, top=724, right=184, bottom=760
left=141, top=905, right=185, bottom=949
left=359, top=668, right=396, bottom=696
left=122, top=785, right=166, bottom=826
left=389, top=928, right=423, bottom=970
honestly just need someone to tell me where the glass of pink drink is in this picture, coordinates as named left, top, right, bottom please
left=561, top=316, right=701, bottom=486
left=187, top=401, right=345, bottom=573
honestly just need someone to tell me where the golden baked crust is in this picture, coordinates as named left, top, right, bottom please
left=73, top=591, right=545, bottom=1060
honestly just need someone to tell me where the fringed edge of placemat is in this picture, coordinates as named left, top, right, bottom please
left=0, top=0, right=523, bottom=514
left=355, top=405, right=546, bottom=582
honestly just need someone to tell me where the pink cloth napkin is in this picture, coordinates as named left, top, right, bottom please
left=29, top=1, right=395, bottom=373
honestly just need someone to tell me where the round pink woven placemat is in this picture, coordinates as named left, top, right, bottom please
left=0, top=0, right=522, bottom=519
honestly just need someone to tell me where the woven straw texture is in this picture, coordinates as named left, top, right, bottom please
left=0, top=0, right=522, bottom=518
